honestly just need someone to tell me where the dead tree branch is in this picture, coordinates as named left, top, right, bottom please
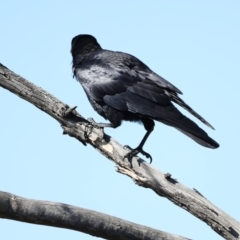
left=0, top=63, right=239, bottom=240
left=0, top=190, right=189, bottom=240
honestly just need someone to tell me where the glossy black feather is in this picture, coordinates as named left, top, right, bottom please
left=71, top=34, right=219, bottom=150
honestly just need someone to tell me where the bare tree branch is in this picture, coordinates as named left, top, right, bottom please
left=0, top=190, right=189, bottom=240
left=0, top=63, right=239, bottom=240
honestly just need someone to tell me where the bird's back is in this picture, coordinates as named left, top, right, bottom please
left=71, top=34, right=219, bottom=149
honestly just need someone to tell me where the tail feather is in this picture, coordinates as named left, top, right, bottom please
left=158, top=112, right=219, bottom=149
left=176, top=128, right=219, bottom=148
left=169, top=91, right=215, bottom=130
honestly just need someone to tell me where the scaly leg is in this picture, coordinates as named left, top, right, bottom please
left=124, top=118, right=155, bottom=163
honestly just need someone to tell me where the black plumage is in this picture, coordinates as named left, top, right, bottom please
left=71, top=34, right=219, bottom=162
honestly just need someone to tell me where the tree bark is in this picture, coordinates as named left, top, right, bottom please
left=0, top=63, right=239, bottom=240
left=0, top=191, right=189, bottom=240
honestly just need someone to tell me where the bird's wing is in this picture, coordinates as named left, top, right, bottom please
left=131, top=59, right=214, bottom=129
left=78, top=61, right=174, bottom=117
left=115, top=51, right=183, bottom=94
left=77, top=59, right=218, bottom=148
left=136, top=70, right=183, bottom=94
left=78, top=53, right=213, bottom=129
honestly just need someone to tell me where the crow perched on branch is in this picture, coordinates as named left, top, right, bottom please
left=71, top=34, right=219, bottom=163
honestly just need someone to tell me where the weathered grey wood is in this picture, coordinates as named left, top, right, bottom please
left=0, top=191, right=189, bottom=240
left=0, top=63, right=240, bottom=240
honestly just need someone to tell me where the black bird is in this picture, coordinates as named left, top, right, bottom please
left=71, top=34, right=219, bottom=163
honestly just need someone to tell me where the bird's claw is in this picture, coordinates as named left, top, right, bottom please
left=123, top=146, right=152, bottom=164
left=140, top=150, right=152, bottom=163
left=123, top=145, right=132, bottom=150
left=87, top=117, right=95, bottom=124
left=87, top=118, right=102, bottom=129
left=87, top=117, right=94, bottom=122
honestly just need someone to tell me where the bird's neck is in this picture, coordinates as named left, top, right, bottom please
left=72, top=43, right=101, bottom=66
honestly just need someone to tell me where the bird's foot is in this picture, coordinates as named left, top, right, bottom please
left=123, top=145, right=152, bottom=164
left=87, top=118, right=113, bottom=129
left=87, top=118, right=103, bottom=129
left=87, top=117, right=98, bottom=126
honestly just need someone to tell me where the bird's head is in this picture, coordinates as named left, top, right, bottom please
left=71, top=34, right=101, bottom=57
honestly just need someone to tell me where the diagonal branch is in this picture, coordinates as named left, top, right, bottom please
left=0, top=191, right=189, bottom=240
left=0, top=63, right=239, bottom=240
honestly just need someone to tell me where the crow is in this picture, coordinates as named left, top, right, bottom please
left=71, top=34, right=219, bottom=163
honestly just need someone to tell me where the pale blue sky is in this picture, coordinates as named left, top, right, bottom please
left=1, top=1, right=240, bottom=240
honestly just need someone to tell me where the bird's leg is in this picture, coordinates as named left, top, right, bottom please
left=124, top=130, right=153, bottom=163
left=124, top=119, right=155, bottom=163
left=87, top=117, right=114, bottom=128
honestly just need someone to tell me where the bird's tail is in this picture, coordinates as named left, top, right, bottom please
left=158, top=108, right=219, bottom=149
left=176, top=127, right=219, bottom=148
left=169, top=91, right=215, bottom=130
